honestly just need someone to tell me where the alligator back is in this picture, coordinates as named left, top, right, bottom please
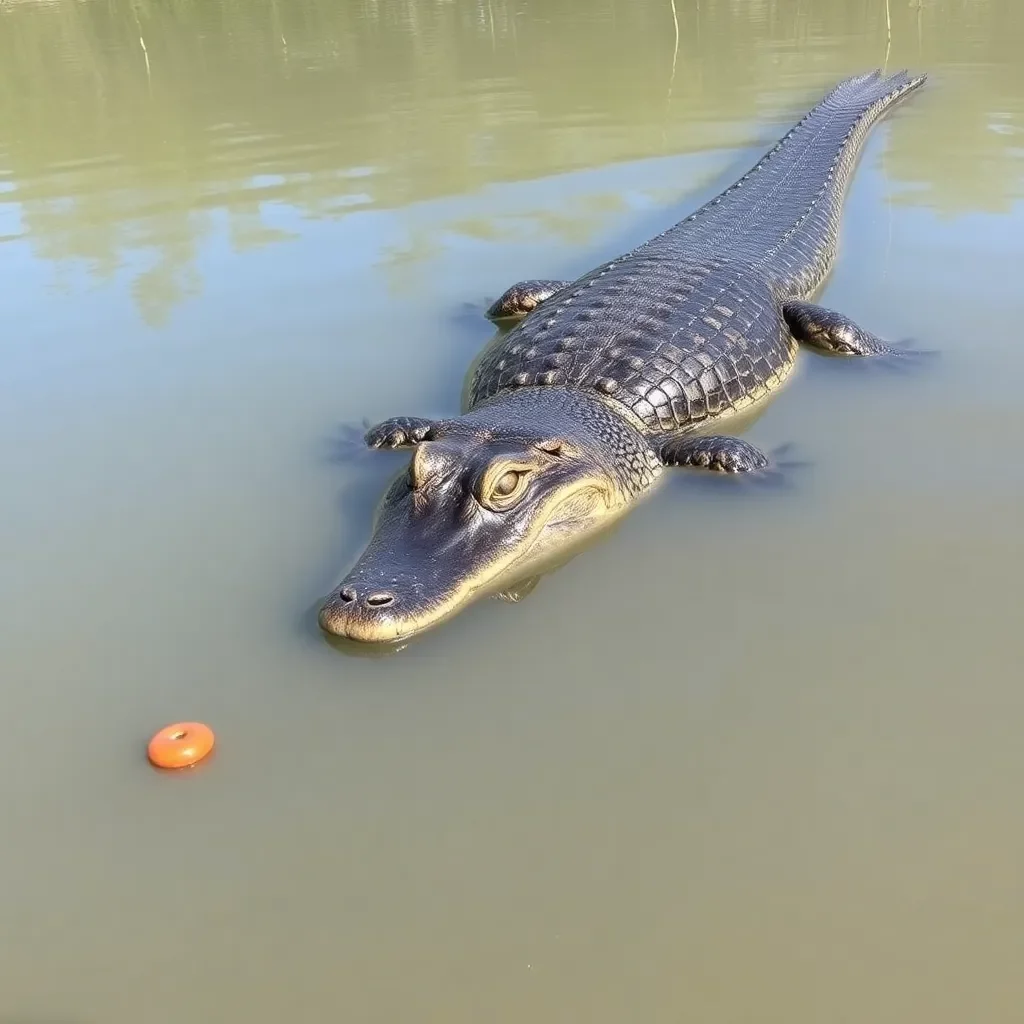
left=468, top=70, right=926, bottom=435
left=469, top=254, right=791, bottom=434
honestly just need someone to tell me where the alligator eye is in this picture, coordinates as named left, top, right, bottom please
left=493, top=470, right=522, bottom=497
left=480, top=467, right=531, bottom=510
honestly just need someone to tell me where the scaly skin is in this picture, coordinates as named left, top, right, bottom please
left=319, top=69, right=928, bottom=645
left=470, top=70, right=927, bottom=434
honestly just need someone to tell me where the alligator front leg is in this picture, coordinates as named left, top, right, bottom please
left=783, top=300, right=904, bottom=357
left=365, top=416, right=437, bottom=449
left=485, top=279, right=571, bottom=322
left=659, top=435, right=770, bottom=473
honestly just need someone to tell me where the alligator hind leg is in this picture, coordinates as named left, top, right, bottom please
left=485, top=280, right=571, bottom=322
left=659, top=435, right=770, bottom=473
left=783, top=300, right=907, bottom=357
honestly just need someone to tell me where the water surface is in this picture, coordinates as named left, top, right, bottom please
left=2, top=0, right=1024, bottom=1020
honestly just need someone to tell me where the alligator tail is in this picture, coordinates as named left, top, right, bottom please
left=815, top=67, right=927, bottom=125
left=732, top=68, right=928, bottom=198
left=646, top=69, right=927, bottom=258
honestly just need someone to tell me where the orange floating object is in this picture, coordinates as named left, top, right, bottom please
left=147, top=722, right=215, bottom=769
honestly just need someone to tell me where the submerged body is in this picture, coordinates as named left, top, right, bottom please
left=320, top=70, right=927, bottom=644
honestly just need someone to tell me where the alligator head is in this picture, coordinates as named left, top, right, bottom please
left=318, top=388, right=661, bottom=645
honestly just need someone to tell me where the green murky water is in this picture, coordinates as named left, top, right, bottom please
left=2, top=0, right=1024, bottom=1019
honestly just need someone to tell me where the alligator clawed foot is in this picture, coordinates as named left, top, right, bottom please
left=716, top=444, right=806, bottom=491
left=365, top=416, right=436, bottom=449
left=661, top=435, right=806, bottom=492
left=328, top=416, right=439, bottom=464
left=475, top=297, right=522, bottom=331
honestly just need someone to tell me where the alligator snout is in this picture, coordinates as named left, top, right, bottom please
left=337, top=585, right=396, bottom=608
left=318, top=582, right=407, bottom=641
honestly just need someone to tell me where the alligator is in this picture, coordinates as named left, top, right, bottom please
left=318, top=69, right=928, bottom=645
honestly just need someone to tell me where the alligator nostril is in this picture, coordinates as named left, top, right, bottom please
left=365, top=592, right=395, bottom=608
left=339, top=587, right=357, bottom=603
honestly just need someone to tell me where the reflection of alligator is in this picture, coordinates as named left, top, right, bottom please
left=319, top=69, right=927, bottom=645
